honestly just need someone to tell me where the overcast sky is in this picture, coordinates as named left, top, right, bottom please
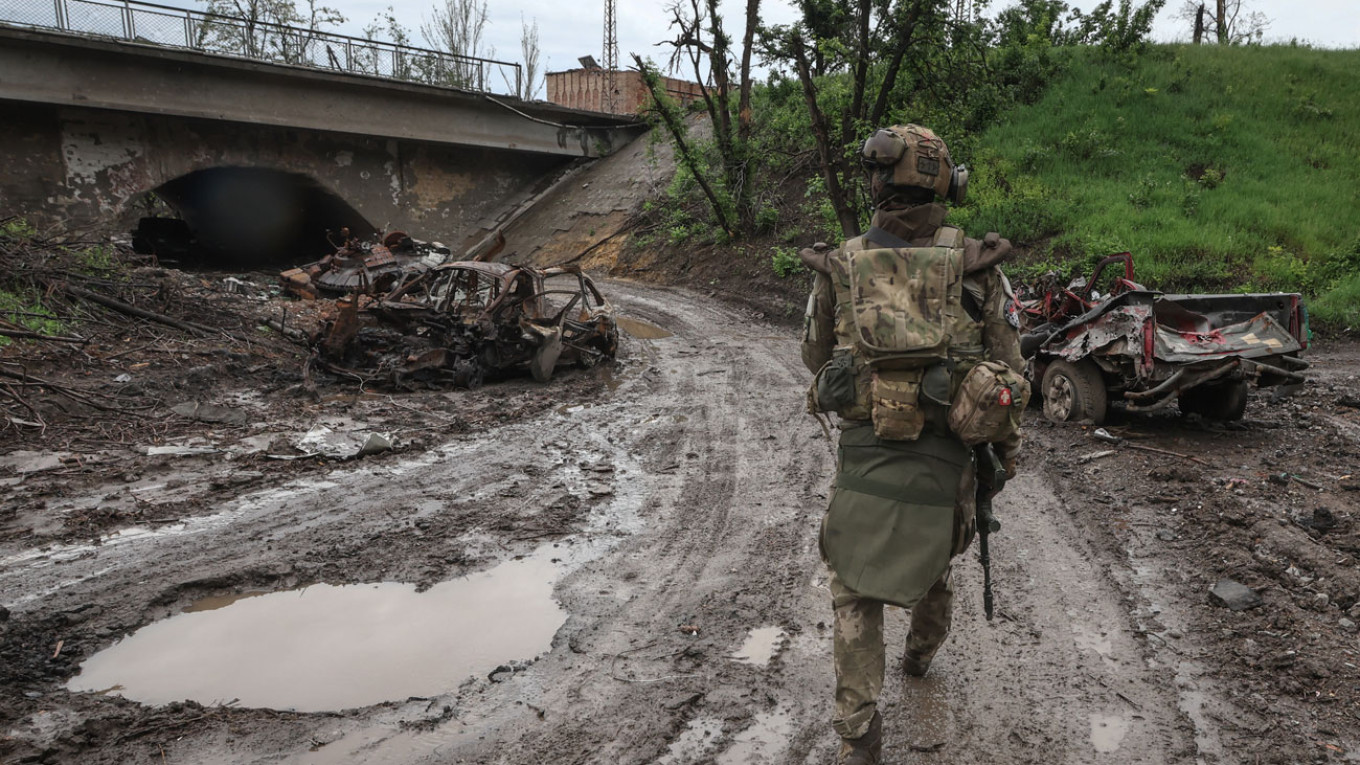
left=61, top=0, right=1354, bottom=86
left=319, top=0, right=1358, bottom=82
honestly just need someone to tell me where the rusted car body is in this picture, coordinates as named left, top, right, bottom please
left=316, top=262, right=617, bottom=388
left=281, top=232, right=453, bottom=299
left=1020, top=253, right=1308, bottom=423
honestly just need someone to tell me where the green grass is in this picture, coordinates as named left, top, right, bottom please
left=0, top=289, right=64, bottom=345
left=0, top=218, right=67, bottom=344
left=950, top=44, right=1360, bottom=328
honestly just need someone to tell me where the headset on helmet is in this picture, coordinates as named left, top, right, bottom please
left=861, top=124, right=968, bottom=204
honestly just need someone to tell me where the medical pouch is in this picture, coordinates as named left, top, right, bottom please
left=947, top=360, right=1030, bottom=445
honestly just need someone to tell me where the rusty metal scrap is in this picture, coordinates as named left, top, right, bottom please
left=312, top=261, right=617, bottom=389
left=281, top=231, right=453, bottom=300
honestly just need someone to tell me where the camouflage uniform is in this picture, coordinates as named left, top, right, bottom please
left=801, top=202, right=1023, bottom=742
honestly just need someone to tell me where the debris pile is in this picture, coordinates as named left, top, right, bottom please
left=0, top=221, right=300, bottom=435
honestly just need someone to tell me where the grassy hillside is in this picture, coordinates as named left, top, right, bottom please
left=950, top=43, right=1360, bottom=328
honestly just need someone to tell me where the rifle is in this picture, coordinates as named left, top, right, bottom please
left=974, top=444, right=1007, bottom=621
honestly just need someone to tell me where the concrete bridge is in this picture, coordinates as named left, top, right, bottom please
left=0, top=23, right=644, bottom=265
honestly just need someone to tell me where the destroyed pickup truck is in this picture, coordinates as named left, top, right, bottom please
left=314, top=262, right=618, bottom=388
left=1019, top=253, right=1308, bottom=424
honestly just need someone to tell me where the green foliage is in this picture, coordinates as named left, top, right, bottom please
left=753, top=205, right=780, bottom=233
left=1195, top=167, right=1224, bottom=189
left=74, top=245, right=117, bottom=275
left=1292, top=91, right=1334, bottom=120
left=1311, top=276, right=1360, bottom=329
left=0, top=289, right=63, bottom=346
left=648, top=0, right=1155, bottom=253
left=958, top=44, right=1360, bottom=321
left=771, top=246, right=806, bottom=278
left=800, top=175, right=844, bottom=244
left=1, top=218, right=36, bottom=239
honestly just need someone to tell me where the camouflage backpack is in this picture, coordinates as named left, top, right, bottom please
left=809, top=225, right=983, bottom=440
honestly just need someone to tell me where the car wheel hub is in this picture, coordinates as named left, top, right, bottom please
left=1046, top=375, right=1075, bottom=421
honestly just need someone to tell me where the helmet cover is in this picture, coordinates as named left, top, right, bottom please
left=861, top=124, right=954, bottom=201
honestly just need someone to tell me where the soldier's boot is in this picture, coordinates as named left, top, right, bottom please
left=903, top=571, right=953, bottom=678
left=901, top=648, right=931, bottom=677
left=835, top=710, right=882, bottom=765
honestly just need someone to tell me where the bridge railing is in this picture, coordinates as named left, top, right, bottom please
left=0, top=0, right=523, bottom=96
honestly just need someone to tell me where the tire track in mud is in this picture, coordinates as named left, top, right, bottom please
left=1, top=283, right=1249, bottom=764
left=900, top=474, right=1202, bottom=763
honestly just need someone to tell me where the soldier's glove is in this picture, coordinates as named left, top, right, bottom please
left=1003, top=456, right=1018, bottom=480
left=799, top=243, right=834, bottom=274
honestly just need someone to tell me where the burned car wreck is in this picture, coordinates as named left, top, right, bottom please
left=1019, top=253, right=1308, bottom=424
left=313, top=262, right=618, bottom=388
left=281, top=231, right=454, bottom=299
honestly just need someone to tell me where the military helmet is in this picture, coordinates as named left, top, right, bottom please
left=861, top=124, right=969, bottom=204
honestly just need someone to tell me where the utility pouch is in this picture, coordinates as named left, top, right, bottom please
left=870, top=368, right=926, bottom=441
left=947, top=361, right=1030, bottom=445
left=809, top=347, right=859, bottom=414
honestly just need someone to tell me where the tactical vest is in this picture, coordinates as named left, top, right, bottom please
left=809, top=225, right=983, bottom=440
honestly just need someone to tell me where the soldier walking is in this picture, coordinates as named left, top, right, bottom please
left=799, top=124, right=1027, bottom=764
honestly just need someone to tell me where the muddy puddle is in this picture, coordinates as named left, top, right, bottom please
left=1089, top=711, right=1132, bottom=753
left=616, top=316, right=673, bottom=339
left=732, top=626, right=785, bottom=667
left=67, top=551, right=566, bottom=712
left=716, top=708, right=792, bottom=764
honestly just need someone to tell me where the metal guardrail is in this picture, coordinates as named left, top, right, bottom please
left=0, top=0, right=523, bottom=96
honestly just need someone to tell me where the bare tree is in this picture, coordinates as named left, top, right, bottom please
left=777, top=0, right=948, bottom=239
left=197, top=0, right=343, bottom=62
left=421, top=0, right=494, bottom=88
left=520, top=14, right=542, bottom=100
left=657, top=0, right=763, bottom=224
left=632, top=55, right=735, bottom=238
left=1174, top=0, right=1269, bottom=43
left=359, top=5, right=419, bottom=79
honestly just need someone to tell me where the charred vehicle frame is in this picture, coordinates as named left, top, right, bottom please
left=1019, top=253, right=1309, bottom=424
left=314, top=262, right=618, bottom=388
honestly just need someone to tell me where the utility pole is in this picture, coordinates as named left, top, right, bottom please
left=603, top=0, right=618, bottom=112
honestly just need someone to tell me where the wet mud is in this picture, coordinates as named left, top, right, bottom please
left=2, top=280, right=1359, bottom=764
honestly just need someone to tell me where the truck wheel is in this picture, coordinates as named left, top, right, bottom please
left=1042, top=359, right=1108, bottom=424
left=1179, top=380, right=1248, bottom=421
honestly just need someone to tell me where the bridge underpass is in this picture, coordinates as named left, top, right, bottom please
left=0, top=25, right=645, bottom=267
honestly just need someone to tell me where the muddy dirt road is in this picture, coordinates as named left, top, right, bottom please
left=2, top=280, right=1358, bottom=764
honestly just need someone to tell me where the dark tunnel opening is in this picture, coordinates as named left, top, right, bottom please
left=133, top=167, right=377, bottom=269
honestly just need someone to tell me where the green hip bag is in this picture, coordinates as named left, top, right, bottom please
left=820, top=425, right=968, bottom=608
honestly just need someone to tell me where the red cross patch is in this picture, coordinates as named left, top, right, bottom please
left=998, top=387, right=1013, bottom=407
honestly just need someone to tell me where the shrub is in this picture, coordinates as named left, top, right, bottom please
left=771, top=246, right=806, bottom=278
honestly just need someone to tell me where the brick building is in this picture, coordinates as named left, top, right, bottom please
left=544, top=68, right=704, bottom=115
